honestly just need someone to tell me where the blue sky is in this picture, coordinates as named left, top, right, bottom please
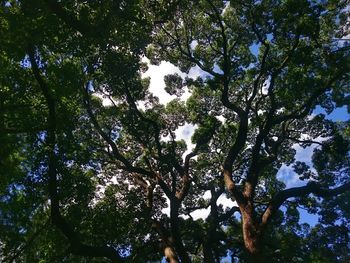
left=140, top=23, right=349, bottom=261
left=142, top=58, right=349, bottom=228
left=315, top=105, right=350, bottom=121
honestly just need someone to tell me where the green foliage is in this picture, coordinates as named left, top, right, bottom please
left=164, top=74, right=184, bottom=97
left=1, top=0, right=350, bottom=262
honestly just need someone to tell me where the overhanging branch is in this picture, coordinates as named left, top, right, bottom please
left=261, top=181, right=350, bottom=226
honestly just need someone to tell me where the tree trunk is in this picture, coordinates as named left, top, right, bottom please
left=241, top=209, right=264, bottom=263
left=203, top=241, right=215, bottom=263
left=170, top=200, right=192, bottom=263
left=164, top=246, right=179, bottom=263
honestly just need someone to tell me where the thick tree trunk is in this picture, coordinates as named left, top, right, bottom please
left=241, top=209, right=264, bottom=263
left=170, top=200, right=192, bottom=263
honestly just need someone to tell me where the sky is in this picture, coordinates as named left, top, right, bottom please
left=142, top=60, right=349, bottom=263
left=139, top=3, right=350, bottom=261
left=141, top=58, right=240, bottom=220
left=140, top=57, right=349, bottom=227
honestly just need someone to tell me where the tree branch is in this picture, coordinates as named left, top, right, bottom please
left=261, top=181, right=350, bottom=226
left=28, top=47, right=124, bottom=263
left=160, top=24, right=222, bottom=79
left=82, top=83, right=155, bottom=177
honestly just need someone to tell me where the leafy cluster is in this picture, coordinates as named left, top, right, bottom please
left=0, top=1, right=349, bottom=263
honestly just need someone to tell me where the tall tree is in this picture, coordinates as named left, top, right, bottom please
left=0, top=0, right=349, bottom=262
left=148, top=0, right=350, bottom=261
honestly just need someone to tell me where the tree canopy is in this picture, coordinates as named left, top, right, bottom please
left=0, top=0, right=350, bottom=262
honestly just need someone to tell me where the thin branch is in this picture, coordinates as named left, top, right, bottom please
left=274, top=74, right=342, bottom=124
left=219, top=206, right=241, bottom=222
left=247, top=43, right=270, bottom=106
left=160, top=24, right=222, bottom=78
left=288, top=137, right=325, bottom=147
left=82, top=83, right=154, bottom=177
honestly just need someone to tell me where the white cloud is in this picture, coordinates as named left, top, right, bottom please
left=277, top=164, right=304, bottom=188
left=277, top=136, right=327, bottom=188
left=293, top=145, right=315, bottom=166
left=188, top=64, right=210, bottom=79
left=188, top=192, right=238, bottom=220
left=162, top=197, right=170, bottom=217
left=162, top=190, right=239, bottom=221
left=217, top=115, right=226, bottom=123
left=175, top=123, right=197, bottom=158
left=143, top=60, right=186, bottom=104
left=293, top=136, right=326, bottom=162
left=162, top=195, right=211, bottom=221
left=190, top=207, right=211, bottom=220
left=188, top=191, right=211, bottom=220
left=217, top=193, right=237, bottom=209
left=94, top=91, right=114, bottom=107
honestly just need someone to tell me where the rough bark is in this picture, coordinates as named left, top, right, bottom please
left=164, top=246, right=179, bottom=263
left=241, top=205, right=264, bottom=263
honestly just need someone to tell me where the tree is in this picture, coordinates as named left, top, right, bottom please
left=0, top=0, right=349, bottom=263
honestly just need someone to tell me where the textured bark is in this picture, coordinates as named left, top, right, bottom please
left=242, top=216, right=260, bottom=254
left=164, top=246, right=179, bottom=263
left=241, top=206, right=263, bottom=263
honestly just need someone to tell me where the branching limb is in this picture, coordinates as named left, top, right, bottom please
left=160, top=24, right=222, bottom=79
left=261, top=181, right=350, bottom=226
